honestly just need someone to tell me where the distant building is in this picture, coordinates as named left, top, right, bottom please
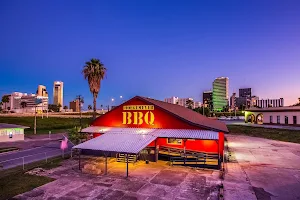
left=193, top=101, right=202, bottom=109
left=1, top=92, right=48, bottom=113
left=164, top=97, right=178, bottom=104
left=255, top=98, right=284, bottom=108
left=177, top=98, right=194, bottom=108
left=203, top=91, right=213, bottom=111
left=230, top=93, right=236, bottom=110
left=53, top=81, right=63, bottom=107
left=212, top=77, right=229, bottom=111
left=239, top=88, right=252, bottom=98
left=69, top=99, right=80, bottom=112
left=37, top=85, right=48, bottom=97
left=245, top=106, right=300, bottom=125
left=164, top=97, right=199, bottom=109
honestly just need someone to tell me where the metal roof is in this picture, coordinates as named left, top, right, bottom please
left=0, top=123, right=30, bottom=129
left=73, top=132, right=157, bottom=154
left=81, top=126, right=219, bottom=140
left=76, top=127, right=219, bottom=153
left=155, top=129, right=219, bottom=140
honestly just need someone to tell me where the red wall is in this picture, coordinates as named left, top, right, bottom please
left=92, top=98, right=200, bottom=129
left=151, top=137, right=223, bottom=155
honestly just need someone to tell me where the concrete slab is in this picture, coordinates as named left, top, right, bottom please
left=15, top=160, right=220, bottom=200
left=226, top=134, right=300, bottom=200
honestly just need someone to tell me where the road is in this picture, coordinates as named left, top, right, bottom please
left=0, top=140, right=73, bottom=169
left=223, top=120, right=300, bottom=130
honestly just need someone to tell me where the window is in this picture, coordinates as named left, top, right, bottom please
left=167, top=138, right=182, bottom=145
left=277, top=116, right=280, bottom=124
left=293, top=116, right=297, bottom=125
left=270, top=116, right=273, bottom=124
left=285, top=116, right=288, bottom=124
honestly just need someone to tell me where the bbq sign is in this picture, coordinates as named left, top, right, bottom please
left=122, top=105, right=155, bottom=125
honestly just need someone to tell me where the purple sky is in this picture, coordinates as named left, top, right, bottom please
left=0, top=0, right=300, bottom=107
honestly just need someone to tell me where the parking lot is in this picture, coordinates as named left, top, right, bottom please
left=15, top=159, right=221, bottom=200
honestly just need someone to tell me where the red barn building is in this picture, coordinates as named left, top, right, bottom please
left=74, top=96, right=228, bottom=173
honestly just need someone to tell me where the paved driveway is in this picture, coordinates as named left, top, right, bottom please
left=224, top=134, right=300, bottom=200
left=15, top=160, right=220, bottom=200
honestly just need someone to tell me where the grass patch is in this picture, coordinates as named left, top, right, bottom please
left=0, top=156, right=68, bottom=200
left=0, top=173, right=54, bottom=200
left=0, top=116, right=92, bottom=135
left=227, top=125, right=300, bottom=144
left=0, top=147, right=19, bottom=153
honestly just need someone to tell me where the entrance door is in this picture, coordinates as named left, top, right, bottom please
left=285, top=116, right=288, bottom=124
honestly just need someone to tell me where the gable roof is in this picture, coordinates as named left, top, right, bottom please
left=136, top=96, right=228, bottom=133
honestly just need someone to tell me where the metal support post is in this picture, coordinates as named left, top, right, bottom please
left=126, top=154, right=129, bottom=178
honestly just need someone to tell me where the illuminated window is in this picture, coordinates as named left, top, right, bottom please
left=167, top=138, right=182, bottom=145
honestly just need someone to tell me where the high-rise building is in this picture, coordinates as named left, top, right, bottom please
left=255, top=98, right=284, bottom=108
left=53, top=81, right=63, bottom=106
left=239, top=88, right=252, bottom=98
left=69, top=99, right=80, bottom=112
left=203, top=91, right=213, bottom=110
left=230, top=93, right=236, bottom=110
left=212, top=77, right=229, bottom=111
left=37, top=85, right=48, bottom=97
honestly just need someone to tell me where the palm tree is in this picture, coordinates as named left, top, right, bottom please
left=186, top=99, right=194, bottom=109
left=82, top=58, right=106, bottom=119
left=1, top=95, right=9, bottom=110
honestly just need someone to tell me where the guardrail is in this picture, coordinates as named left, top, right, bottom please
left=0, top=148, right=72, bottom=171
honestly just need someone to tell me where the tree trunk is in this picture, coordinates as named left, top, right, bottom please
left=93, top=95, right=97, bottom=119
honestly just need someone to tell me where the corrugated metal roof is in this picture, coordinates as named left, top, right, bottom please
left=73, top=132, right=157, bottom=154
left=154, top=129, right=219, bottom=140
left=81, top=126, right=218, bottom=140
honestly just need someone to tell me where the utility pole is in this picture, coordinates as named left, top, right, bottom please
left=76, top=95, right=83, bottom=127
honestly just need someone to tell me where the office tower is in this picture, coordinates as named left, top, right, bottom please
left=37, top=85, right=48, bottom=97
left=230, top=93, right=236, bottom=110
left=212, top=77, right=229, bottom=111
left=239, top=88, right=252, bottom=98
left=203, top=91, right=213, bottom=110
left=53, top=81, right=63, bottom=106
left=69, top=99, right=80, bottom=112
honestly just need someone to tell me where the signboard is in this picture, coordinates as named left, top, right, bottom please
left=122, top=105, right=155, bottom=125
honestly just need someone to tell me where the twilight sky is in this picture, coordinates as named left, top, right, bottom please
left=0, top=0, right=300, bottom=108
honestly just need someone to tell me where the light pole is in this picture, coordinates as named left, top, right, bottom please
left=111, top=98, right=114, bottom=110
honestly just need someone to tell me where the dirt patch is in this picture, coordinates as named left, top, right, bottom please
left=253, top=186, right=274, bottom=200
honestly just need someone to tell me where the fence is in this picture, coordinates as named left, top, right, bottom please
left=0, top=148, right=72, bottom=172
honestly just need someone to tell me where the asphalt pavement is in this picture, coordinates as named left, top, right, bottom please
left=0, top=140, right=73, bottom=169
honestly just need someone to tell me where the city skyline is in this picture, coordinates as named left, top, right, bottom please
left=1, top=1, right=300, bottom=107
